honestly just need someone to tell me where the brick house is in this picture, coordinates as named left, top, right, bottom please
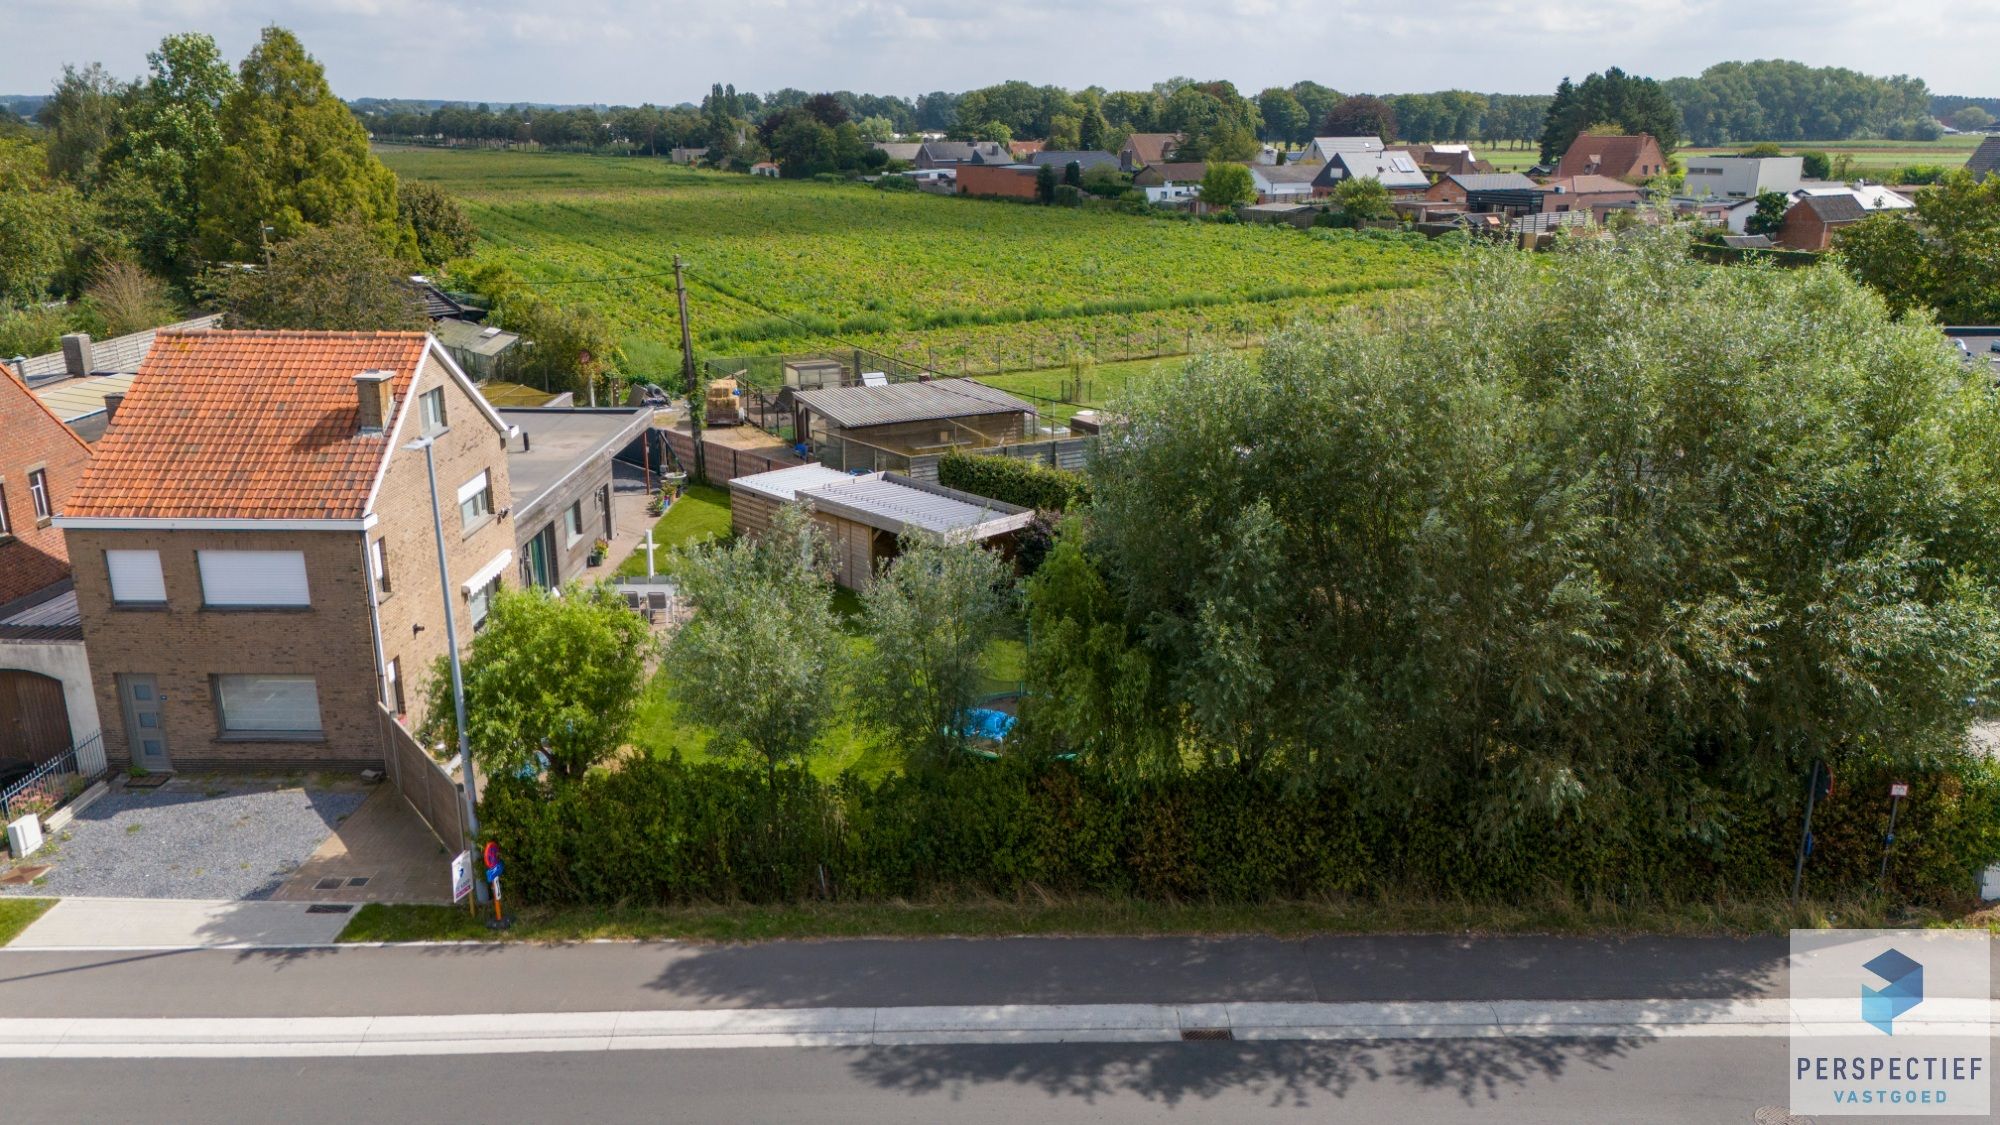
left=1118, top=133, right=1182, bottom=172
left=57, top=330, right=517, bottom=773
left=1540, top=175, right=1646, bottom=221
left=956, top=163, right=1042, bottom=199
left=1425, top=172, right=1540, bottom=205
left=0, top=361, right=100, bottom=767
left=1553, top=133, right=1668, bottom=183
left=1775, top=194, right=1866, bottom=251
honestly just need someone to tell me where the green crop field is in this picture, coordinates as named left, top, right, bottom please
left=1480, top=134, right=1983, bottom=178
left=379, top=147, right=1446, bottom=379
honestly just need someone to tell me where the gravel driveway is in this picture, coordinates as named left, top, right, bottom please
left=1, top=775, right=368, bottom=900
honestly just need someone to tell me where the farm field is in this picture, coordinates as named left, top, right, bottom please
left=379, top=147, right=1445, bottom=380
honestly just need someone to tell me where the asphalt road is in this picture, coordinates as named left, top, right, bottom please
left=0, top=933, right=1795, bottom=1017
left=0, top=1039, right=1947, bottom=1124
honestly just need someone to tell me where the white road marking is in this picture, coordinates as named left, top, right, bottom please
left=3, top=1000, right=1995, bottom=1058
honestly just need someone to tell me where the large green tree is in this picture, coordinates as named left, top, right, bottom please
left=397, top=180, right=476, bottom=268
left=420, top=584, right=653, bottom=782
left=1539, top=68, right=1682, bottom=163
left=98, top=33, right=236, bottom=279
left=858, top=536, right=1014, bottom=768
left=205, top=221, right=426, bottom=331
left=665, top=505, right=845, bottom=778
left=198, top=27, right=408, bottom=261
left=1076, top=230, right=2000, bottom=821
left=1837, top=170, right=2000, bottom=324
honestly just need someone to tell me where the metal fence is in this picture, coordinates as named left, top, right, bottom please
left=1, top=732, right=107, bottom=821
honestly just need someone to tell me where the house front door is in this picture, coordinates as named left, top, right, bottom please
left=118, top=674, right=170, bottom=772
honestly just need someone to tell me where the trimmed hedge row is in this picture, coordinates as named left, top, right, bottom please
left=479, top=755, right=2000, bottom=908
left=938, top=450, right=1091, bottom=511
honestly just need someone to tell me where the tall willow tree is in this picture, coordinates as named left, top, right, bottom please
left=1069, top=230, right=2000, bottom=838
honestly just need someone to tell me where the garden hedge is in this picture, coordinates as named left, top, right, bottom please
left=479, top=754, right=2000, bottom=909
left=938, top=450, right=1091, bottom=511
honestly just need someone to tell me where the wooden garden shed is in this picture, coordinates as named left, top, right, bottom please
left=791, top=379, right=1036, bottom=472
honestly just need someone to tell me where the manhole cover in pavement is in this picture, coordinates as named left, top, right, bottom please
left=1181, top=1028, right=1234, bottom=1041
left=0, top=865, right=50, bottom=885
left=313, top=877, right=346, bottom=891
left=1755, top=1108, right=1815, bottom=1125
left=305, top=904, right=354, bottom=914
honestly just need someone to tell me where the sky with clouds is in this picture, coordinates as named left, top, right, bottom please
left=4, top=0, right=1991, bottom=105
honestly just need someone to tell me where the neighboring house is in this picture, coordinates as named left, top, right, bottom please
left=1553, top=133, right=1667, bottom=183
left=729, top=464, right=1033, bottom=591
left=1728, top=183, right=1913, bottom=235
left=956, top=164, right=1042, bottom=199
left=0, top=360, right=101, bottom=771
left=916, top=141, right=1011, bottom=169
left=1303, top=136, right=1383, bottom=164
left=870, top=141, right=923, bottom=164
left=13, top=317, right=225, bottom=443
left=792, top=379, right=1037, bottom=473
left=1682, top=155, right=1804, bottom=199
left=1248, top=162, right=1324, bottom=202
left=1425, top=172, right=1540, bottom=205
left=431, top=318, right=523, bottom=383
left=1408, top=144, right=1492, bottom=177
left=1968, top=136, right=2000, bottom=181
left=410, top=278, right=479, bottom=322
left=1313, top=150, right=1431, bottom=195
left=1775, top=193, right=1867, bottom=251
left=1540, top=174, right=1646, bottom=219
left=1118, top=132, right=1183, bottom=172
left=750, top=161, right=780, bottom=177
left=669, top=147, right=708, bottom=164
left=57, top=330, right=518, bottom=772
left=1007, top=139, right=1046, bottom=159
left=499, top=407, right=652, bottom=592
left=1026, top=150, right=1120, bottom=176
left=1131, top=162, right=1208, bottom=188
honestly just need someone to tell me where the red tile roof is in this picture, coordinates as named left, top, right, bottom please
left=64, top=330, right=431, bottom=520
left=1554, top=134, right=1665, bottom=182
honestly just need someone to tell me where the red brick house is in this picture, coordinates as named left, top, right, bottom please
left=1118, top=132, right=1182, bottom=172
left=1554, top=133, right=1668, bottom=184
left=1775, top=194, right=1866, bottom=251
left=58, top=330, right=517, bottom=773
left=957, top=163, right=1041, bottom=200
left=1540, top=174, right=1646, bottom=220
left=0, top=361, right=100, bottom=766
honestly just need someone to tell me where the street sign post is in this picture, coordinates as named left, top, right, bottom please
left=1879, top=781, right=1909, bottom=885
left=450, top=849, right=473, bottom=905
left=1790, top=760, right=1834, bottom=903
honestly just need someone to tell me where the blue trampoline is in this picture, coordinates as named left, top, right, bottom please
left=961, top=708, right=1016, bottom=743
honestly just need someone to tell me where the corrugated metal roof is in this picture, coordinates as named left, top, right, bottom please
left=793, top=378, right=1035, bottom=430
left=729, top=463, right=855, bottom=504
left=32, top=372, right=137, bottom=421
left=0, top=588, right=83, bottom=642
left=799, top=472, right=1032, bottom=539
left=433, top=317, right=521, bottom=357
left=16, top=315, right=223, bottom=383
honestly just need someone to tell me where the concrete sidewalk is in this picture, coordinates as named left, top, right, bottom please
left=7, top=897, right=354, bottom=950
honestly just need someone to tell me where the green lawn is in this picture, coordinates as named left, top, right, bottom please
left=615, top=483, right=733, bottom=577
left=339, top=892, right=1939, bottom=944
left=0, top=898, right=54, bottom=946
left=1468, top=135, right=1984, bottom=178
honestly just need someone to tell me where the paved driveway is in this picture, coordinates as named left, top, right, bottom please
left=1, top=775, right=368, bottom=900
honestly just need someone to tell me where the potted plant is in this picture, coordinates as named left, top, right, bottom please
left=588, top=537, right=610, bottom=566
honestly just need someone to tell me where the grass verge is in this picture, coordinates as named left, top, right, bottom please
left=0, top=898, right=56, bottom=946
left=337, top=893, right=1976, bottom=945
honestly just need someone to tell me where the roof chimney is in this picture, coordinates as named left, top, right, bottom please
left=61, top=333, right=94, bottom=378
left=103, top=391, right=125, bottom=428
left=354, top=370, right=395, bottom=434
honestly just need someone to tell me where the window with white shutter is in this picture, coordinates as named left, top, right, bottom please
left=106, top=549, right=167, bottom=604
left=214, top=675, right=324, bottom=736
left=197, top=550, right=311, bottom=607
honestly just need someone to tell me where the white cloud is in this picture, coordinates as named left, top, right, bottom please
left=2, top=0, right=1992, bottom=103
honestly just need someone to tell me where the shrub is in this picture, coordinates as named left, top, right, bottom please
left=478, top=750, right=2000, bottom=908
left=939, top=450, right=1091, bottom=511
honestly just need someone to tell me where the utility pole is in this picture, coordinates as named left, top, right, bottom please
left=258, top=219, right=273, bottom=267
left=674, top=255, right=707, bottom=483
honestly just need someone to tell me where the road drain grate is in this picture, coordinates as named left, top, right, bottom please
left=1181, top=1028, right=1233, bottom=1041
left=346, top=876, right=371, bottom=888
left=305, top=904, right=354, bottom=914
left=313, top=877, right=345, bottom=891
